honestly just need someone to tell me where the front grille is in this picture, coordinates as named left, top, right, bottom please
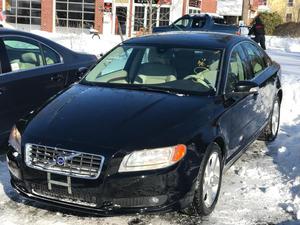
left=31, top=183, right=97, bottom=207
left=25, top=143, right=104, bottom=179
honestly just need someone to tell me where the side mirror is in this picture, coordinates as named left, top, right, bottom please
left=234, top=80, right=259, bottom=94
left=77, top=67, right=88, bottom=78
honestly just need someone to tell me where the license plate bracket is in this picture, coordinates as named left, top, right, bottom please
left=47, top=172, right=72, bottom=194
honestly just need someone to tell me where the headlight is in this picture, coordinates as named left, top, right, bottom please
left=8, top=125, right=22, bottom=153
left=118, top=144, right=187, bottom=172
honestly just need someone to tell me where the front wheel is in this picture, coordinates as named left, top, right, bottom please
left=183, top=143, right=223, bottom=216
left=259, top=97, right=281, bottom=141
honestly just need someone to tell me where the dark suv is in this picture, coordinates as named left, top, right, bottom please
left=153, top=14, right=240, bottom=35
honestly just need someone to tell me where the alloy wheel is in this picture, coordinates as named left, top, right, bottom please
left=203, top=152, right=221, bottom=208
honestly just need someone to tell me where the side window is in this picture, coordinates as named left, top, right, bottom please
left=226, top=46, right=247, bottom=93
left=3, top=37, right=43, bottom=72
left=191, top=18, right=205, bottom=28
left=174, top=18, right=190, bottom=28
left=42, top=45, right=61, bottom=65
left=242, top=43, right=266, bottom=77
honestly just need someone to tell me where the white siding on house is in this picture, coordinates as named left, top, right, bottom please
left=217, top=0, right=243, bottom=16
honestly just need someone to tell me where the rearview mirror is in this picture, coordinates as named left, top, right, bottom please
left=234, top=80, right=259, bottom=94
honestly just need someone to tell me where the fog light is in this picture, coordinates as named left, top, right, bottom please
left=150, top=197, right=159, bottom=204
left=13, top=152, right=19, bottom=158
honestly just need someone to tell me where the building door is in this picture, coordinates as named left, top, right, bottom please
left=115, top=7, right=127, bottom=35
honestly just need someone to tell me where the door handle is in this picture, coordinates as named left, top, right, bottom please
left=0, top=88, right=5, bottom=95
left=51, top=74, right=64, bottom=82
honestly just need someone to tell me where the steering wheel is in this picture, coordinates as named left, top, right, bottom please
left=193, top=66, right=209, bottom=74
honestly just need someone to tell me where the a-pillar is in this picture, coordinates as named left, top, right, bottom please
left=41, top=0, right=55, bottom=32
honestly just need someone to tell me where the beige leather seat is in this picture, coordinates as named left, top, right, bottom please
left=134, top=49, right=176, bottom=84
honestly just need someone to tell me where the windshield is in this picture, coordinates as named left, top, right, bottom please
left=84, top=45, right=222, bottom=95
left=173, top=17, right=207, bottom=29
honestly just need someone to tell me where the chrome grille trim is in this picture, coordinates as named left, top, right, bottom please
left=25, top=143, right=104, bottom=179
left=31, top=189, right=97, bottom=207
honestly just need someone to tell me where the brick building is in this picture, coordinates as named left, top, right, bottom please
left=0, top=0, right=217, bottom=36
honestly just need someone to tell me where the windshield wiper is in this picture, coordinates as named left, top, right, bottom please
left=123, top=85, right=189, bottom=96
left=81, top=81, right=192, bottom=96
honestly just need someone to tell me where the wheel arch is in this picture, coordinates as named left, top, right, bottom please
left=277, top=89, right=283, bottom=104
left=212, top=136, right=227, bottom=163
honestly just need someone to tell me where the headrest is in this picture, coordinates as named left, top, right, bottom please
left=21, top=53, right=37, bottom=64
left=148, top=48, right=172, bottom=65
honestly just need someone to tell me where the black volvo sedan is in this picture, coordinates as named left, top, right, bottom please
left=0, top=29, right=97, bottom=146
left=6, top=32, right=282, bottom=216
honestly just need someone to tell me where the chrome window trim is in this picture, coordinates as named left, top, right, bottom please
left=222, top=40, right=268, bottom=95
left=0, top=34, right=64, bottom=77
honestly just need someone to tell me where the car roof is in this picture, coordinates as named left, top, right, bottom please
left=123, top=31, right=248, bottom=50
left=185, top=13, right=224, bottom=19
left=0, top=28, right=76, bottom=54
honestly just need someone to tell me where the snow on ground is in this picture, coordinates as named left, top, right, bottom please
left=266, top=36, right=300, bottom=53
left=0, top=32, right=300, bottom=225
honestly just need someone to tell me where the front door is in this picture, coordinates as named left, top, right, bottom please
left=220, top=44, right=259, bottom=159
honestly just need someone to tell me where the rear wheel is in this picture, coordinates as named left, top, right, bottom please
left=259, top=97, right=280, bottom=141
left=183, top=143, right=223, bottom=216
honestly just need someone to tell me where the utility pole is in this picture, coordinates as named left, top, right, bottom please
left=242, top=0, right=250, bottom=25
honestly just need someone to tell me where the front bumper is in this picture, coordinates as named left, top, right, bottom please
left=7, top=147, right=200, bottom=215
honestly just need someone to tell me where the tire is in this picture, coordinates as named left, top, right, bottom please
left=259, top=96, right=281, bottom=142
left=182, top=143, right=223, bottom=216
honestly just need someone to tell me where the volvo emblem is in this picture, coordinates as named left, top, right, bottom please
left=56, top=156, right=65, bottom=166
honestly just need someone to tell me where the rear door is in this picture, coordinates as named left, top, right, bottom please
left=241, top=42, right=277, bottom=129
left=0, top=36, right=66, bottom=137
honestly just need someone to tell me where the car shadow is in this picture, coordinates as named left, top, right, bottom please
left=265, top=120, right=300, bottom=222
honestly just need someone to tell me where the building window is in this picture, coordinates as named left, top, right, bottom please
left=134, top=4, right=170, bottom=32
left=146, top=7, right=157, bottom=28
left=56, top=0, right=95, bottom=29
left=189, top=8, right=201, bottom=14
left=286, top=13, right=292, bottom=22
left=287, top=0, right=294, bottom=7
left=134, top=6, right=145, bottom=31
left=5, top=0, right=41, bottom=25
left=189, top=0, right=201, bottom=8
left=159, top=7, right=170, bottom=26
left=258, top=0, right=267, bottom=5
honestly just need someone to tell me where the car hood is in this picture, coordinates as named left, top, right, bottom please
left=22, top=84, right=216, bottom=152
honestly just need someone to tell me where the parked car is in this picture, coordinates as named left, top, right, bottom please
left=0, top=29, right=97, bottom=146
left=7, top=32, right=282, bottom=216
left=153, top=14, right=240, bottom=35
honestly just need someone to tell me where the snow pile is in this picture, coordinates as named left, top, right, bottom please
left=217, top=0, right=243, bottom=16
left=267, top=49, right=300, bottom=220
left=31, top=30, right=124, bottom=58
left=267, top=36, right=300, bottom=53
